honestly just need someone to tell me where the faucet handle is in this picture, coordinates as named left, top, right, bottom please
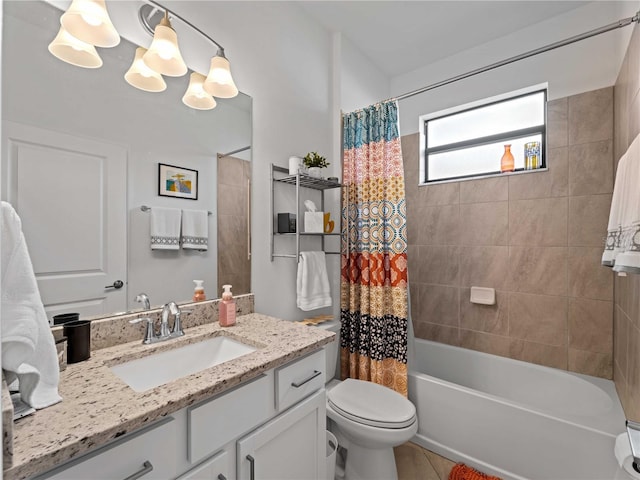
left=129, top=317, right=155, bottom=344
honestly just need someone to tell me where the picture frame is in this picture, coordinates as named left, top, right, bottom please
left=158, top=163, right=198, bottom=200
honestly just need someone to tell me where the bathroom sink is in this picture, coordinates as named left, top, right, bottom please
left=110, top=336, right=257, bottom=392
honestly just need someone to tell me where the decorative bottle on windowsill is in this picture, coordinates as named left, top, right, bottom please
left=500, top=144, right=514, bottom=173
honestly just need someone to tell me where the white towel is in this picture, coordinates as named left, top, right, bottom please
left=603, top=134, right=640, bottom=273
left=1, top=201, right=62, bottom=409
left=150, top=207, right=181, bottom=250
left=181, top=209, right=208, bottom=250
left=297, top=251, right=332, bottom=311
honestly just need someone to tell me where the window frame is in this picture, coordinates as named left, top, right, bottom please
left=421, top=87, right=548, bottom=184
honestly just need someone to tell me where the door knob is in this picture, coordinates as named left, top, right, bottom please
left=105, top=280, right=124, bottom=289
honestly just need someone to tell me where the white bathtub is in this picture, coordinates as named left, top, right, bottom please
left=408, top=338, right=627, bottom=480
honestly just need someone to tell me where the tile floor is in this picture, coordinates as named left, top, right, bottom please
left=394, top=442, right=457, bottom=480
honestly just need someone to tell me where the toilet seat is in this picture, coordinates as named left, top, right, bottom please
left=327, top=378, right=416, bottom=429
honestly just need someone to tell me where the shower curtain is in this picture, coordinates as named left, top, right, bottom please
left=340, top=100, right=409, bottom=396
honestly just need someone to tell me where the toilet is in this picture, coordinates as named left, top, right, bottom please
left=320, top=321, right=418, bottom=480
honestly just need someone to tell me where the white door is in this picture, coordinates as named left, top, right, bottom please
left=3, top=122, right=128, bottom=321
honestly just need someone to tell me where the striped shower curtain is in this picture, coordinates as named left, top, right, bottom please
left=340, top=100, right=409, bottom=396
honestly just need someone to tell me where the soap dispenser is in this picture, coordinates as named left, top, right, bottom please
left=193, top=280, right=206, bottom=302
left=219, top=284, right=236, bottom=327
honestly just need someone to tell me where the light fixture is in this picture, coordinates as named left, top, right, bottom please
left=125, top=47, right=167, bottom=92
left=60, top=0, right=120, bottom=48
left=182, top=72, right=217, bottom=110
left=203, top=48, right=239, bottom=99
left=142, top=11, right=187, bottom=77
left=48, top=25, right=103, bottom=69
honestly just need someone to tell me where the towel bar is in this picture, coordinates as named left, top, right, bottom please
left=140, top=205, right=212, bottom=216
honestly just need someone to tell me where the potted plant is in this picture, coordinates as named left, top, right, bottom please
left=303, top=152, right=329, bottom=178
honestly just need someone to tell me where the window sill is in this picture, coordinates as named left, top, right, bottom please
left=420, top=167, right=548, bottom=186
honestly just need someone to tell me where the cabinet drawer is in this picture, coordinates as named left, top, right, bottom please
left=177, top=449, right=230, bottom=480
left=39, top=417, right=176, bottom=480
left=188, top=373, right=272, bottom=463
left=275, top=349, right=325, bottom=411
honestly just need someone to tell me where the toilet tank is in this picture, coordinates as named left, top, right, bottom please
left=318, top=320, right=340, bottom=381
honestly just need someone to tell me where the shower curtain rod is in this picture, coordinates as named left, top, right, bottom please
left=390, top=11, right=640, bottom=103
left=217, top=146, right=251, bottom=159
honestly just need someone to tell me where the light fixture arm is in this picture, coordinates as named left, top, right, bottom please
left=144, top=0, right=224, bottom=51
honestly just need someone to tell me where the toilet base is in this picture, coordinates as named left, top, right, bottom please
left=343, top=443, right=398, bottom=480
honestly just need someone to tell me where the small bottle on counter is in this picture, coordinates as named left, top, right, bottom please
left=219, top=284, right=236, bottom=327
left=193, top=280, right=206, bottom=302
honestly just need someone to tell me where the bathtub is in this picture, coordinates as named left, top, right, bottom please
left=408, top=338, right=627, bottom=480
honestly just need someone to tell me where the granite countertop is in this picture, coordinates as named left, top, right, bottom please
left=3, top=313, right=334, bottom=480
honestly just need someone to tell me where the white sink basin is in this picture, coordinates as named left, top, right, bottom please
left=110, top=336, right=257, bottom=392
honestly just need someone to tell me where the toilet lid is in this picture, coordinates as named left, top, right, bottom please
left=327, top=379, right=416, bottom=429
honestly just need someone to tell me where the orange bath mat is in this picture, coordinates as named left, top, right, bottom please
left=449, top=463, right=502, bottom=480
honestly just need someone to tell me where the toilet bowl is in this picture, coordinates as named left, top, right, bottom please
left=319, top=321, right=418, bottom=480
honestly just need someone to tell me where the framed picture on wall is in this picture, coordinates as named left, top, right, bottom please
left=158, top=163, right=198, bottom=200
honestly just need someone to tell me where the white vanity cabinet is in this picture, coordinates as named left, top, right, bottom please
left=35, top=349, right=326, bottom=480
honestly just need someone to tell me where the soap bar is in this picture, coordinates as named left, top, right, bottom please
left=304, top=212, right=324, bottom=233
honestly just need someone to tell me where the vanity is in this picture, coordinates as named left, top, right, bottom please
left=3, top=310, right=334, bottom=480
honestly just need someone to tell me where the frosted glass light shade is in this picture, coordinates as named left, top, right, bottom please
left=48, top=26, right=103, bottom=68
left=142, top=16, right=187, bottom=77
left=182, top=72, right=217, bottom=110
left=203, top=52, right=238, bottom=98
left=125, top=47, right=166, bottom=92
left=60, top=0, right=120, bottom=48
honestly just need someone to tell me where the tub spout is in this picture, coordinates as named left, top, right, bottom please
left=626, top=420, right=640, bottom=472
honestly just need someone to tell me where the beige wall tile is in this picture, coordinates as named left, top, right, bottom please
left=459, top=246, right=509, bottom=289
left=459, top=329, right=511, bottom=357
left=568, top=87, right=613, bottom=145
left=615, top=306, right=629, bottom=378
left=547, top=98, right=568, bottom=149
left=509, top=339, right=568, bottom=370
left=459, top=177, right=508, bottom=204
left=508, top=147, right=568, bottom=200
left=508, top=293, right=567, bottom=345
left=218, top=184, right=245, bottom=216
left=416, top=245, right=459, bottom=285
left=419, top=182, right=460, bottom=206
left=413, top=321, right=459, bottom=346
left=569, top=140, right=613, bottom=196
left=416, top=204, right=460, bottom=246
left=508, top=246, right=568, bottom=296
left=417, top=285, right=459, bottom=327
left=459, top=202, right=508, bottom=246
left=568, top=298, right=612, bottom=354
left=568, top=194, right=612, bottom=247
left=568, top=349, right=612, bottom=379
left=218, top=156, right=245, bottom=187
left=568, top=247, right=614, bottom=301
left=459, top=288, right=508, bottom=335
left=614, top=361, right=630, bottom=421
left=509, top=197, right=568, bottom=246
left=627, top=325, right=640, bottom=421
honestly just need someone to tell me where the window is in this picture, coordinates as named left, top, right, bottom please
left=421, top=87, right=547, bottom=183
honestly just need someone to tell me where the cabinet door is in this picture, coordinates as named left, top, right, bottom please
left=178, top=450, right=232, bottom=480
left=237, top=390, right=326, bottom=480
left=39, top=417, right=177, bottom=480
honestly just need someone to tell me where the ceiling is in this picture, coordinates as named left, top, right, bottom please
left=299, top=1, right=600, bottom=77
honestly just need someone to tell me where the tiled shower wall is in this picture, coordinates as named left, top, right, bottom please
left=613, top=24, right=640, bottom=419
left=403, top=86, right=615, bottom=379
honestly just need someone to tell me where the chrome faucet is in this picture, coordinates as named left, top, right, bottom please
left=135, top=293, right=151, bottom=310
left=160, top=301, right=181, bottom=338
left=130, top=300, right=190, bottom=344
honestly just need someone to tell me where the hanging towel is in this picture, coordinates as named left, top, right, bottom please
left=1, top=201, right=62, bottom=409
left=181, top=209, right=208, bottom=250
left=150, top=207, right=181, bottom=250
left=603, top=133, right=640, bottom=273
left=297, top=251, right=332, bottom=311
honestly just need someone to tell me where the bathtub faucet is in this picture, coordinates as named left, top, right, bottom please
left=626, top=420, right=640, bottom=473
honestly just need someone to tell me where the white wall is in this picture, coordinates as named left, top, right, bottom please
left=393, top=1, right=639, bottom=135
left=1, top=2, right=251, bottom=309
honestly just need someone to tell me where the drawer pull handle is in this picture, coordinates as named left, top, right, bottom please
left=291, top=370, right=321, bottom=388
left=247, top=454, right=255, bottom=480
left=123, top=460, right=153, bottom=480
left=218, top=475, right=227, bottom=480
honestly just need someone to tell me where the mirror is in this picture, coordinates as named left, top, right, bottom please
left=1, top=1, right=252, bottom=319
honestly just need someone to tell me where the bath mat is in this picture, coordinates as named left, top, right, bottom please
left=449, top=463, right=502, bottom=480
